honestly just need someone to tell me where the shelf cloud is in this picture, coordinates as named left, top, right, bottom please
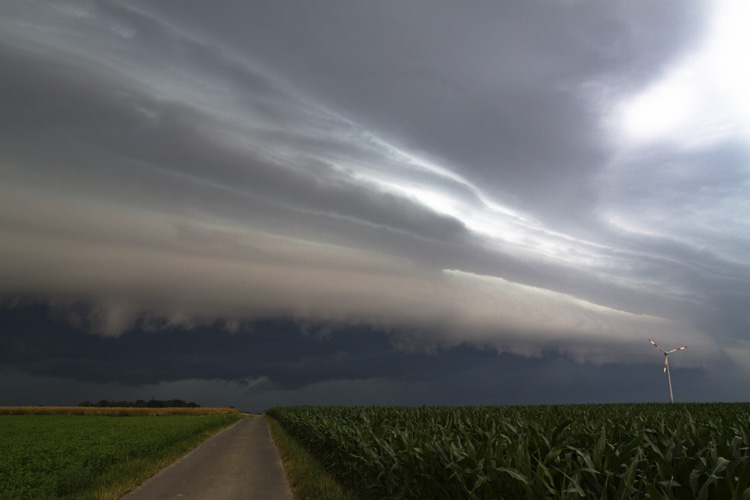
left=1, top=0, right=748, bottom=407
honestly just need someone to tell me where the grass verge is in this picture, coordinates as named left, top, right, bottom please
left=266, top=414, right=360, bottom=500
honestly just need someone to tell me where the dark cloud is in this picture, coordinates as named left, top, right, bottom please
left=1, top=302, right=742, bottom=411
left=0, top=302, right=509, bottom=390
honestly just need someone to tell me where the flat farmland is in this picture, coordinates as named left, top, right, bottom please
left=0, top=409, right=244, bottom=500
left=268, top=403, right=750, bottom=500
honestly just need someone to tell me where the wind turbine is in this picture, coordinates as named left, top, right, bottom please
left=648, top=339, right=688, bottom=403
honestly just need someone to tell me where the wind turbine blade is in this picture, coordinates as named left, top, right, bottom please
left=668, top=346, right=688, bottom=354
left=664, top=355, right=669, bottom=373
left=649, top=338, right=668, bottom=354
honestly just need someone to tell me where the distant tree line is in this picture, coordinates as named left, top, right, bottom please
left=78, top=399, right=200, bottom=408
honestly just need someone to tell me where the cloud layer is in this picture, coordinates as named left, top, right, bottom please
left=1, top=1, right=748, bottom=404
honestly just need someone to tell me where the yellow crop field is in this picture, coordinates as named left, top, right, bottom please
left=0, top=406, right=240, bottom=416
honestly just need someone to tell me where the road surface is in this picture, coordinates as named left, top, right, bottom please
left=121, top=416, right=293, bottom=500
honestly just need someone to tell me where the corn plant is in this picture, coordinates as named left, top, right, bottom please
left=267, top=404, right=750, bottom=500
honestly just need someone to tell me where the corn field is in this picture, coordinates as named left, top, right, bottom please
left=267, top=404, right=750, bottom=499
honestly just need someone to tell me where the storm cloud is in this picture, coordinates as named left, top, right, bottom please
left=1, top=1, right=748, bottom=407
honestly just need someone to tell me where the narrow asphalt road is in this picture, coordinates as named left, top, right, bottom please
left=121, top=416, right=293, bottom=500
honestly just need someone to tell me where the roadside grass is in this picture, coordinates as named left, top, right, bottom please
left=266, top=414, right=360, bottom=500
left=0, top=412, right=246, bottom=500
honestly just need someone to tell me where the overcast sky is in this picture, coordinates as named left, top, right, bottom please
left=1, top=0, right=749, bottom=411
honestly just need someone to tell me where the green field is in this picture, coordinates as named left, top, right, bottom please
left=268, top=404, right=750, bottom=500
left=0, top=413, right=245, bottom=500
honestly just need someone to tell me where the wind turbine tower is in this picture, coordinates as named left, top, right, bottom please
left=648, top=339, right=688, bottom=403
